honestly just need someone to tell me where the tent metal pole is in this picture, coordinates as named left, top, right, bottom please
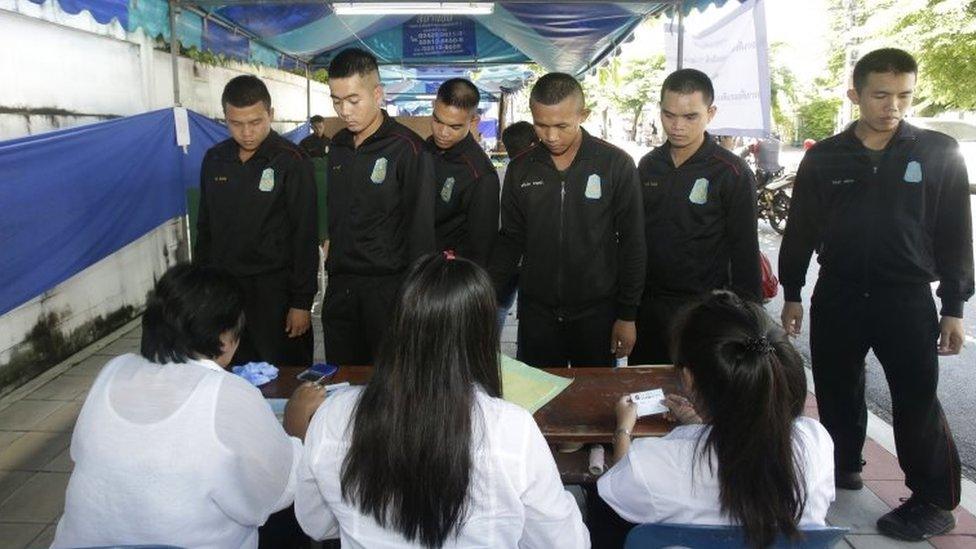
left=676, top=5, right=685, bottom=70
left=306, top=64, right=312, bottom=121
left=497, top=91, right=508, bottom=153
left=169, top=0, right=182, bottom=106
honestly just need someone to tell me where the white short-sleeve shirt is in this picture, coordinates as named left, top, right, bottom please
left=295, top=386, right=590, bottom=549
left=51, top=353, right=302, bottom=549
left=598, top=416, right=835, bottom=526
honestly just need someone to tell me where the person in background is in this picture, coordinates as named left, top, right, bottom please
left=296, top=253, right=589, bottom=547
left=300, top=115, right=331, bottom=158
left=51, top=264, right=325, bottom=549
left=492, top=120, right=539, bottom=328
left=196, top=75, right=318, bottom=368
left=596, top=290, right=835, bottom=547
left=501, top=120, right=538, bottom=158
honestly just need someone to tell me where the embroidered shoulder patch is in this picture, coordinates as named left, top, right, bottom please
left=689, top=178, right=709, bottom=205
left=370, top=158, right=388, bottom=184
left=904, top=160, right=922, bottom=183
left=585, top=174, right=602, bottom=199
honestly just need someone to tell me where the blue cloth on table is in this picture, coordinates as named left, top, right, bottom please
left=232, top=362, right=279, bottom=386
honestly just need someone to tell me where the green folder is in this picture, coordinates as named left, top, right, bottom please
left=500, top=354, right=574, bottom=413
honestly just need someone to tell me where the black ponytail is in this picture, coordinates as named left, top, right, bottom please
left=672, top=291, right=808, bottom=547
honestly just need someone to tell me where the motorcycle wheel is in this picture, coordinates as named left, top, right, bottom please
left=769, top=190, right=791, bottom=235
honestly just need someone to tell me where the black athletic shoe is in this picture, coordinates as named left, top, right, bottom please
left=877, top=497, right=956, bottom=541
left=835, top=470, right=863, bottom=490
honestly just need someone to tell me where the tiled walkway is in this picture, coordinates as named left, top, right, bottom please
left=1, top=314, right=974, bottom=548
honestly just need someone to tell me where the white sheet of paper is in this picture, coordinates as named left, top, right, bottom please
left=630, top=388, right=667, bottom=417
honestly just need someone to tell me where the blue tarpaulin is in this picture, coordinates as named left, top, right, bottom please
left=22, top=0, right=725, bottom=76
left=282, top=121, right=311, bottom=144
left=0, top=109, right=229, bottom=316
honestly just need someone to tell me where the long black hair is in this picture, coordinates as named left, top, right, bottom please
left=340, top=253, right=502, bottom=547
left=671, top=291, right=808, bottom=547
left=140, top=263, right=245, bottom=364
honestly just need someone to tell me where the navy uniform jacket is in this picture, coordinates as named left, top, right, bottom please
left=326, top=111, right=437, bottom=277
left=489, top=129, right=646, bottom=321
left=427, top=132, right=500, bottom=267
left=299, top=133, right=331, bottom=158
left=638, top=135, right=761, bottom=301
left=779, top=121, right=974, bottom=317
left=196, top=131, right=319, bottom=309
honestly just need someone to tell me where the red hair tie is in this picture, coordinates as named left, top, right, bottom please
left=443, top=250, right=456, bottom=260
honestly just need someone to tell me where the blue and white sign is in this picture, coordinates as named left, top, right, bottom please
left=404, top=15, right=476, bottom=58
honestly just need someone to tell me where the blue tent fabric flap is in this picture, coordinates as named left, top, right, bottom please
left=0, top=109, right=228, bottom=316
left=27, top=0, right=128, bottom=26
left=282, top=122, right=311, bottom=145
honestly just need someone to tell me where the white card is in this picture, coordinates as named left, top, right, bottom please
left=630, top=389, right=667, bottom=417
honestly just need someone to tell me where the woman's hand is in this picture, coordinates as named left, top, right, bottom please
left=663, top=393, right=702, bottom=425
left=615, top=395, right=638, bottom=433
left=611, top=396, right=638, bottom=465
left=284, top=382, right=327, bottom=439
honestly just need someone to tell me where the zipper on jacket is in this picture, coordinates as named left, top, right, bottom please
left=862, top=148, right=889, bottom=296
left=557, top=179, right=566, bottom=317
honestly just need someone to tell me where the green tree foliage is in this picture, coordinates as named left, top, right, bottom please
left=797, top=98, right=842, bottom=141
left=582, top=57, right=622, bottom=139
left=769, top=42, right=800, bottom=141
left=886, top=0, right=976, bottom=110
left=583, top=55, right=665, bottom=141
left=613, top=56, right=666, bottom=141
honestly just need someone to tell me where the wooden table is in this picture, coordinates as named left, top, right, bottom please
left=264, top=365, right=678, bottom=443
left=266, top=366, right=678, bottom=484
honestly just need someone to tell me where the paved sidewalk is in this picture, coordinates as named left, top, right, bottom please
left=1, top=313, right=974, bottom=548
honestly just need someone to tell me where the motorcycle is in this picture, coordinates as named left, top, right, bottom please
left=755, top=167, right=794, bottom=235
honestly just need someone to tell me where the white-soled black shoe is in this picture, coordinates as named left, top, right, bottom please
left=877, top=496, right=955, bottom=541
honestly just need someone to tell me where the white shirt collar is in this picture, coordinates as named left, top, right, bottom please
left=186, top=357, right=225, bottom=373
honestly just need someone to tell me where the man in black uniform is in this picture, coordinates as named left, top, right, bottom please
left=501, top=120, right=538, bottom=158
left=322, top=48, right=436, bottom=365
left=299, top=115, right=331, bottom=158
left=630, top=69, right=761, bottom=366
left=489, top=73, right=645, bottom=367
left=780, top=49, right=972, bottom=541
left=427, top=78, right=499, bottom=267
left=196, top=75, right=318, bottom=367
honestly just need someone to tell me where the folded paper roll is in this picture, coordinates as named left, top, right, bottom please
left=588, top=444, right=606, bottom=475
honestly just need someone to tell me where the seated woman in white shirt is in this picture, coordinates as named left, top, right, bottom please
left=51, top=264, right=325, bottom=549
left=296, top=252, right=589, bottom=548
left=598, top=290, right=835, bottom=547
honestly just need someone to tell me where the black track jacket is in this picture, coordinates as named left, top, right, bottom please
left=427, top=132, right=500, bottom=267
left=196, top=131, right=319, bottom=309
left=638, top=135, right=761, bottom=301
left=326, top=111, right=436, bottom=277
left=489, top=129, right=646, bottom=321
left=779, top=121, right=974, bottom=317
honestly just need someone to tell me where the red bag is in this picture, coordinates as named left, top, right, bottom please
left=760, top=252, right=779, bottom=300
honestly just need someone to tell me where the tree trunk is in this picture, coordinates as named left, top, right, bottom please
left=630, top=104, right=643, bottom=142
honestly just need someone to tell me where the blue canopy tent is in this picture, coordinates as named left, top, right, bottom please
left=2, top=0, right=738, bottom=316
left=19, top=0, right=735, bottom=118
left=186, top=2, right=668, bottom=74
